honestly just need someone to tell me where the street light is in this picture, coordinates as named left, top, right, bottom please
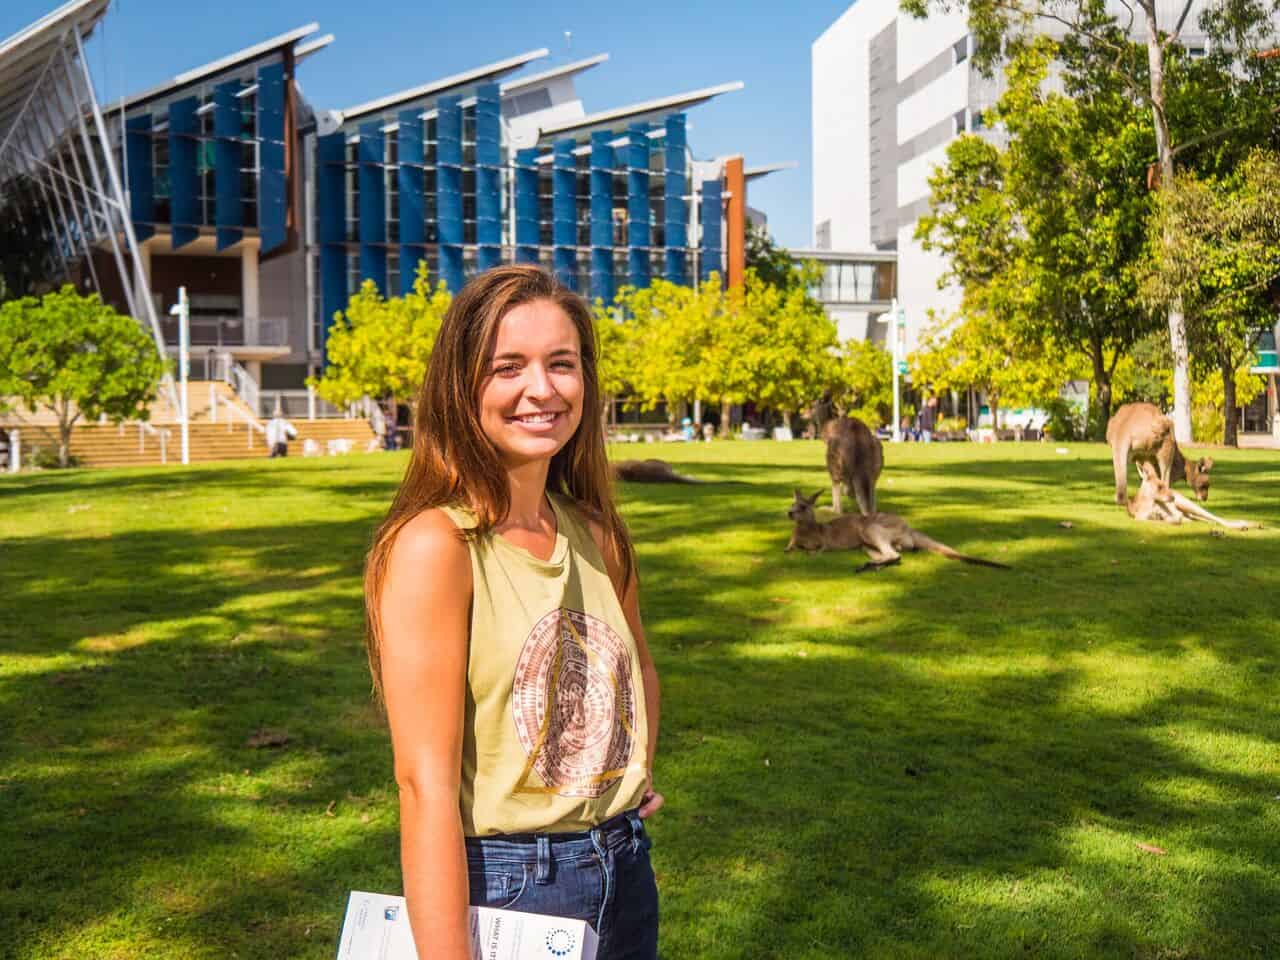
left=169, top=286, right=190, bottom=465
left=878, top=299, right=907, bottom=442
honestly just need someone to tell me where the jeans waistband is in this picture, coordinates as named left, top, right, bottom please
left=464, top=808, right=646, bottom=872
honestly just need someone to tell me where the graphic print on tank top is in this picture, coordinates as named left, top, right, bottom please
left=512, top=606, right=637, bottom=798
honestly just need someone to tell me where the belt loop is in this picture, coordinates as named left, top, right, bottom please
left=626, top=810, right=643, bottom=853
left=535, top=835, right=552, bottom=885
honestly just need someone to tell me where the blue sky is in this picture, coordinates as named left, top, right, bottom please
left=3, top=0, right=855, bottom=249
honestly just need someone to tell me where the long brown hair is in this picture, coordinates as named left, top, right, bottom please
left=363, top=264, right=635, bottom=701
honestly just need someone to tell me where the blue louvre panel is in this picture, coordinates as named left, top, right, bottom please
left=213, top=81, right=242, bottom=251
left=700, top=178, right=723, bottom=282
left=316, top=131, right=347, bottom=363
left=397, top=109, right=426, bottom=296
left=168, top=97, right=200, bottom=249
left=590, top=131, right=614, bottom=304
left=125, top=114, right=154, bottom=241
left=358, top=122, right=387, bottom=293
left=552, top=138, right=576, bottom=290
left=664, top=113, right=687, bottom=285
left=627, top=123, right=650, bottom=289
left=514, top=147, right=540, bottom=264
left=257, top=62, right=287, bottom=254
left=437, top=94, right=464, bottom=292
left=475, top=82, right=502, bottom=272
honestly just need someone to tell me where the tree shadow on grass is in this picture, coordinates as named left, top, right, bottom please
left=2, top=456, right=1278, bottom=958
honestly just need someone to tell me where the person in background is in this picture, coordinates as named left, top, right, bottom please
left=919, top=395, right=939, bottom=443
left=266, top=414, right=297, bottom=458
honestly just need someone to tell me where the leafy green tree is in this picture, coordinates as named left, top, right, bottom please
left=309, top=262, right=451, bottom=422
left=903, top=0, right=1280, bottom=443
left=727, top=270, right=839, bottom=430
left=918, top=40, right=1159, bottom=434
left=1141, top=150, right=1280, bottom=444
left=745, top=222, right=803, bottom=292
left=0, top=285, right=166, bottom=467
left=831, top=339, right=894, bottom=428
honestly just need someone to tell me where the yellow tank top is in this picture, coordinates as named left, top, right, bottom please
left=441, top=494, right=649, bottom=836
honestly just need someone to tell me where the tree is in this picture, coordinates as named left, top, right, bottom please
left=745, top=222, right=804, bottom=292
left=911, top=306, right=1085, bottom=437
left=0, top=286, right=166, bottom=467
left=902, top=0, right=1280, bottom=443
left=309, top=261, right=451, bottom=422
left=830, top=339, right=894, bottom=428
left=918, top=40, right=1160, bottom=435
left=728, top=269, right=839, bottom=429
left=1141, top=150, right=1280, bottom=444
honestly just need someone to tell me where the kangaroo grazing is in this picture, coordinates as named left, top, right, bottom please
left=1128, top=462, right=1252, bottom=530
left=821, top=416, right=883, bottom=516
left=1107, top=402, right=1213, bottom=506
left=785, top=489, right=1010, bottom=573
left=611, top=459, right=706, bottom=484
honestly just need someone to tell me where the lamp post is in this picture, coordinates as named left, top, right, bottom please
left=879, top=299, right=907, bottom=442
left=169, top=287, right=191, bottom=465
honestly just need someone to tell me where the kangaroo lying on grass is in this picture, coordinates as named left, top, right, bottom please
left=1128, top=462, right=1253, bottom=530
left=821, top=416, right=883, bottom=515
left=611, top=459, right=706, bottom=484
left=785, top=489, right=1011, bottom=573
left=1107, top=402, right=1213, bottom=506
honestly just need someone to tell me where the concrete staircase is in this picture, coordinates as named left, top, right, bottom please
left=5, top=382, right=379, bottom=469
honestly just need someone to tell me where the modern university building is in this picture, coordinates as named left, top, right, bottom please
left=811, top=0, right=1280, bottom=436
left=0, top=0, right=765, bottom=440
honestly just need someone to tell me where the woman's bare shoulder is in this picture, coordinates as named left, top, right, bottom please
left=386, top=507, right=471, bottom=581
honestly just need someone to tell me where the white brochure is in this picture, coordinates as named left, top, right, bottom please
left=336, top=890, right=598, bottom=960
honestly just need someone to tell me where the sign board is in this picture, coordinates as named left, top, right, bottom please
left=336, top=891, right=599, bottom=960
left=896, top=361, right=908, bottom=375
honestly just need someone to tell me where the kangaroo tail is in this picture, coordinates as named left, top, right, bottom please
left=913, top=532, right=1011, bottom=569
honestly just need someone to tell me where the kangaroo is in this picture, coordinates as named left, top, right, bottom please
left=821, top=416, right=883, bottom=515
left=1128, top=462, right=1252, bottom=530
left=1107, top=402, right=1213, bottom=506
left=611, top=459, right=706, bottom=484
left=785, top=489, right=1010, bottom=573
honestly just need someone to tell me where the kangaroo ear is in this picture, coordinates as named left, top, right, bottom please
left=809, top=489, right=823, bottom=503
left=1139, top=462, right=1156, bottom=479
left=1199, top=457, right=1214, bottom=472
left=793, top=487, right=804, bottom=500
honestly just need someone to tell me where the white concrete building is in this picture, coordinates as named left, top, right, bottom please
left=812, top=2, right=1217, bottom=352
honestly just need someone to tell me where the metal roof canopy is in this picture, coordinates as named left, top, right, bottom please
left=533, top=81, right=744, bottom=145
left=340, top=47, right=549, bottom=124
left=111, top=22, right=322, bottom=113
left=0, top=0, right=109, bottom=167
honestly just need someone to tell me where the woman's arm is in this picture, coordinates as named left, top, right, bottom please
left=591, top=520, right=664, bottom=819
left=379, top=509, right=474, bottom=959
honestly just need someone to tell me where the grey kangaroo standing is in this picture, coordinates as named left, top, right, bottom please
left=821, top=416, right=883, bottom=516
left=1106, top=402, right=1213, bottom=507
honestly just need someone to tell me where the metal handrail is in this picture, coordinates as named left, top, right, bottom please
left=213, top=392, right=266, bottom=449
left=115, top=419, right=171, bottom=464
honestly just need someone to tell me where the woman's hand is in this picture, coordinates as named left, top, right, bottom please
left=638, top=783, right=665, bottom=819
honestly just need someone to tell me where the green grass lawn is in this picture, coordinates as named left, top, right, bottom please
left=2, top=441, right=1278, bottom=959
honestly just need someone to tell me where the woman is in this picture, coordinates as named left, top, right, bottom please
left=364, top=265, right=663, bottom=959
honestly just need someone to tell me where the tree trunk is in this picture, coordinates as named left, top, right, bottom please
left=1140, top=0, right=1193, bottom=444
left=1088, top=341, right=1113, bottom=440
left=719, top=398, right=732, bottom=437
left=57, top=403, right=73, bottom=468
left=989, top=392, right=1000, bottom=442
left=1222, top=358, right=1238, bottom=447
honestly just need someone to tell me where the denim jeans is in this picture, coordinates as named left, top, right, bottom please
left=465, top=809, right=659, bottom=960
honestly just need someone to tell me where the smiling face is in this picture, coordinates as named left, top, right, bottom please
left=478, top=298, right=585, bottom=468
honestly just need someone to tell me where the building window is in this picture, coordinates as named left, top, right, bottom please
left=953, top=36, right=969, bottom=65
left=953, top=110, right=967, bottom=136
left=971, top=110, right=985, bottom=131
